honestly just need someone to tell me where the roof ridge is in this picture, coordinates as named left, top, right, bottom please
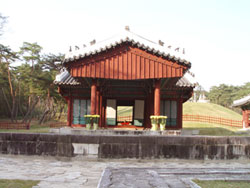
left=64, top=29, right=190, bottom=67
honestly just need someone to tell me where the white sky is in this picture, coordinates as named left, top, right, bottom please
left=0, top=0, right=250, bottom=91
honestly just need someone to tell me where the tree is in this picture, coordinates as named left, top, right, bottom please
left=0, top=44, right=19, bottom=121
left=0, top=13, right=67, bottom=123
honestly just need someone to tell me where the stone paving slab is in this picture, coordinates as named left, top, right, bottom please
left=1, top=155, right=250, bottom=187
left=98, top=167, right=250, bottom=188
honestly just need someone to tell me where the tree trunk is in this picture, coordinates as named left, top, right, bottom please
left=22, top=96, right=39, bottom=123
left=1, top=88, right=11, bottom=117
left=57, top=103, right=64, bottom=120
left=38, top=108, right=50, bottom=125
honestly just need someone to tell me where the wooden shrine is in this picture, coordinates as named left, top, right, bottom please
left=233, top=96, right=250, bottom=128
left=54, top=29, right=195, bottom=129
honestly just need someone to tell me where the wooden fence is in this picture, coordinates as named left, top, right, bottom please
left=48, top=122, right=67, bottom=128
left=117, top=116, right=133, bottom=122
left=183, top=114, right=242, bottom=127
left=0, top=122, right=30, bottom=130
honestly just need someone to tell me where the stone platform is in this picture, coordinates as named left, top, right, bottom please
left=51, top=127, right=181, bottom=136
left=1, top=132, right=250, bottom=159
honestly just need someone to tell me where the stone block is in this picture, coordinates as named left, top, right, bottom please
left=226, top=145, right=234, bottom=159
left=1, top=141, right=8, bottom=154
left=88, top=144, right=99, bottom=155
left=59, top=127, right=73, bottom=134
left=205, top=137, right=228, bottom=145
left=57, top=135, right=71, bottom=143
left=11, top=133, right=38, bottom=142
left=207, top=145, right=225, bottom=160
left=36, top=142, right=57, bottom=156
left=159, top=145, right=177, bottom=158
left=124, top=144, right=139, bottom=158
left=8, top=141, right=27, bottom=155
left=27, top=142, right=36, bottom=155
left=193, top=145, right=205, bottom=159
left=57, top=143, right=73, bottom=157
left=71, top=135, right=100, bottom=144
left=100, top=136, right=121, bottom=144
left=38, top=134, right=57, bottom=143
left=99, top=144, right=112, bottom=158
left=140, top=143, right=156, bottom=159
left=177, top=145, right=190, bottom=159
left=49, top=128, right=60, bottom=133
left=72, top=143, right=88, bottom=155
left=0, top=133, right=12, bottom=141
left=245, top=145, right=250, bottom=158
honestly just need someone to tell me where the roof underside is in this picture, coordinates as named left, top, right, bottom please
left=54, top=70, right=196, bottom=88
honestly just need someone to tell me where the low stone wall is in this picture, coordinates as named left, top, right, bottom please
left=0, top=133, right=250, bottom=159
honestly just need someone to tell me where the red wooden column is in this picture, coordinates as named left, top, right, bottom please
left=247, top=111, right=250, bottom=128
left=154, top=79, right=161, bottom=116
left=242, top=110, right=249, bottom=128
left=91, top=80, right=97, bottom=115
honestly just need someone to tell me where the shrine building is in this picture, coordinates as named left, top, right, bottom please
left=54, top=28, right=195, bottom=129
left=233, top=95, right=250, bottom=128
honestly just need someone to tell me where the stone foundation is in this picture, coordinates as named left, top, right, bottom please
left=0, top=132, right=250, bottom=159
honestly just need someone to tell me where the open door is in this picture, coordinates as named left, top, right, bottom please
left=106, top=99, right=116, bottom=125
left=134, top=100, right=144, bottom=126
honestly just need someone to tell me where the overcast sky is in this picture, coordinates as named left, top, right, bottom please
left=1, top=0, right=250, bottom=90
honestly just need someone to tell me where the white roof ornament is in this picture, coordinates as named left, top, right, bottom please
left=158, top=40, right=164, bottom=46
left=125, top=26, right=130, bottom=31
left=64, top=29, right=190, bottom=66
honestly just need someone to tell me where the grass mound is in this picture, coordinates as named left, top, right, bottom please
left=183, top=102, right=241, bottom=120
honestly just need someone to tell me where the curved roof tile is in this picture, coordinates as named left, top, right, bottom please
left=64, top=30, right=191, bottom=67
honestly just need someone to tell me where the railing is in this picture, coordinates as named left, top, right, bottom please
left=49, top=122, right=67, bottom=128
left=0, top=122, right=30, bottom=129
left=117, top=116, right=133, bottom=122
left=183, top=114, right=242, bottom=127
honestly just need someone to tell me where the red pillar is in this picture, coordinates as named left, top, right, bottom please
left=91, top=80, right=97, bottom=115
left=242, top=110, right=249, bottom=128
left=154, top=79, right=161, bottom=116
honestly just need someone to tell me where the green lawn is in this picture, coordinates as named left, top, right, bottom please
left=183, top=102, right=242, bottom=120
left=183, top=122, right=243, bottom=136
left=0, top=123, right=51, bottom=133
left=183, top=102, right=243, bottom=136
left=193, top=179, right=250, bottom=188
left=0, top=179, right=40, bottom=188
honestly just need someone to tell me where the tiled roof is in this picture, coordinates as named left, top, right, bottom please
left=54, top=69, right=80, bottom=86
left=64, top=29, right=191, bottom=67
left=233, top=95, right=250, bottom=107
left=54, top=70, right=195, bottom=88
left=176, top=75, right=196, bottom=88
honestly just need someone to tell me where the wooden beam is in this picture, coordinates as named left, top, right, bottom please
left=161, top=78, right=170, bottom=89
